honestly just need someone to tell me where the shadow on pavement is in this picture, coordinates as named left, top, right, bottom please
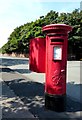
left=4, top=78, right=82, bottom=117
left=12, top=69, right=31, bottom=74
left=1, top=58, right=28, bottom=66
left=0, top=68, right=14, bottom=73
left=67, top=82, right=82, bottom=105
left=0, top=67, right=31, bottom=74
left=1, top=81, right=35, bottom=119
left=2, top=79, right=44, bottom=119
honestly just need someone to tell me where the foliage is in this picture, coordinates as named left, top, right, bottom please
left=1, top=9, right=82, bottom=60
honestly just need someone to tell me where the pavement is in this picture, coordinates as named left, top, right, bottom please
left=0, top=56, right=82, bottom=119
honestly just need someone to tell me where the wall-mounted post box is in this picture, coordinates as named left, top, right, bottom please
left=42, top=24, right=72, bottom=112
left=29, top=37, right=46, bottom=73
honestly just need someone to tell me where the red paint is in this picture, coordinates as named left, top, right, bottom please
left=42, top=24, right=72, bottom=95
left=29, top=37, right=46, bottom=73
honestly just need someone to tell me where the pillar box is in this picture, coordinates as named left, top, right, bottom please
left=29, top=37, right=46, bottom=73
left=42, top=24, right=72, bottom=112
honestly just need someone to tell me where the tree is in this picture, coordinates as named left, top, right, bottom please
left=1, top=9, right=82, bottom=60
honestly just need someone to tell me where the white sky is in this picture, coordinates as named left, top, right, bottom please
left=0, top=0, right=81, bottom=48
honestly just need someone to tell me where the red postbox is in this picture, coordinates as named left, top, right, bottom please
left=29, top=37, right=46, bottom=73
left=42, top=24, right=72, bottom=112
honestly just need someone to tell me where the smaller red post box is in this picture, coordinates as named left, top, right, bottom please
left=42, top=24, right=72, bottom=112
left=29, top=37, right=46, bottom=73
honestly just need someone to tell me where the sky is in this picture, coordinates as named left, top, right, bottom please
left=0, top=0, right=81, bottom=48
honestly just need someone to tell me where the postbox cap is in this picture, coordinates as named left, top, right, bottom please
left=42, top=24, right=72, bottom=33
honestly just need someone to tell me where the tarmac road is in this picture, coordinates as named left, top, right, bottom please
left=0, top=56, right=82, bottom=119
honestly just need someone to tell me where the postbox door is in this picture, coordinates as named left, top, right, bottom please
left=46, top=38, right=66, bottom=95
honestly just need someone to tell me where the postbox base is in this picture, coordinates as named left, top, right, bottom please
left=45, top=93, right=66, bottom=112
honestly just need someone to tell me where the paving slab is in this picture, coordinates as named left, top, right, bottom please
left=0, top=56, right=82, bottom=119
left=0, top=67, right=35, bottom=119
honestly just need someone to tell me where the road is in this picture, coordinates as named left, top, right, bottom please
left=67, top=61, right=82, bottom=103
